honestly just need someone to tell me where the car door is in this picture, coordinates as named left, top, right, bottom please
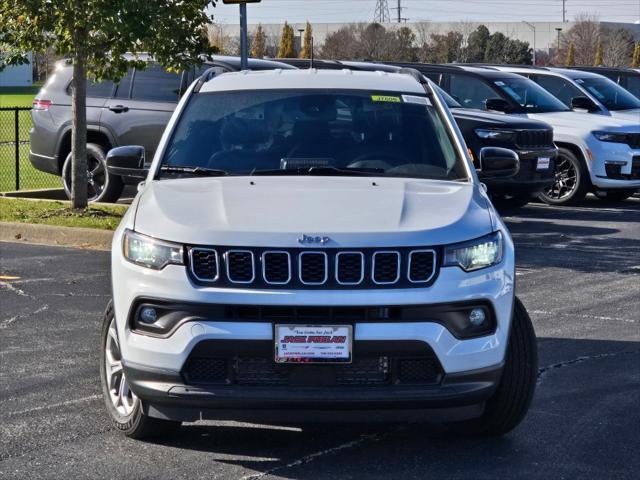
left=100, top=64, right=182, bottom=159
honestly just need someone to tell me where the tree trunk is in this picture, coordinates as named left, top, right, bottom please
left=71, top=48, right=88, bottom=209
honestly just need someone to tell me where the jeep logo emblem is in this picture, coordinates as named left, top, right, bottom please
left=298, top=234, right=331, bottom=245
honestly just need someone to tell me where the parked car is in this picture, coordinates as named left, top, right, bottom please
left=489, top=66, right=640, bottom=123
left=397, top=63, right=640, bottom=204
left=101, top=67, right=537, bottom=439
left=280, top=59, right=558, bottom=209
left=29, top=56, right=295, bottom=202
left=571, top=66, right=640, bottom=99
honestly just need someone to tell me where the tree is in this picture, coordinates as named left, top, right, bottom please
left=277, top=21, right=295, bottom=58
left=561, top=14, right=601, bottom=66
left=422, top=31, right=463, bottom=63
left=1, top=1, right=215, bottom=208
left=251, top=24, right=266, bottom=58
left=300, top=21, right=313, bottom=59
left=358, top=23, right=390, bottom=60
left=566, top=42, right=576, bottom=66
left=465, top=25, right=491, bottom=63
left=594, top=41, right=604, bottom=66
left=632, top=42, right=640, bottom=68
left=484, top=32, right=532, bottom=64
left=320, top=25, right=359, bottom=60
left=602, top=27, right=634, bottom=67
left=392, top=26, right=418, bottom=62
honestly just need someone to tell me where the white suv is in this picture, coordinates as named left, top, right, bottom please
left=100, top=68, right=537, bottom=439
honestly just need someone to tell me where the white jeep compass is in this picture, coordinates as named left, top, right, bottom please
left=101, top=68, right=537, bottom=439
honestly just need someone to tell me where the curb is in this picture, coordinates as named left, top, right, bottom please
left=1, top=188, right=68, bottom=200
left=0, top=221, right=113, bottom=251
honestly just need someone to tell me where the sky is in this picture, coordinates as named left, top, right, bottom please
left=209, top=0, right=640, bottom=24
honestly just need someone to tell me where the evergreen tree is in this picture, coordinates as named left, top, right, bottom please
left=566, top=42, right=576, bottom=66
left=632, top=42, right=640, bottom=68
left=594, top=41, right=604, bottom=66
left=300, top=21, right=313, bottom=59
left=277, top=22, right=295, bottom=58
left=251, top=24, right=266, bottom=58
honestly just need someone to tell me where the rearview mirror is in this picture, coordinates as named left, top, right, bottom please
left=485, top=98, right=511, bottom=113
left=106, top=146, right=148, bottom=179
left=570, top=96, right=597, bottom=112
left=478, top=147, right=519, bottom=178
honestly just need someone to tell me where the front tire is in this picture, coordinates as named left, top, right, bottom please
left=593, top=189, right=636, bottom=202
left=538, top=147, right=588, bottom=205
left=452, top=297, right=538, bottom=436
left=100, top=301, right=181, bottom=439
left=62, top=143, right=124, bottom=203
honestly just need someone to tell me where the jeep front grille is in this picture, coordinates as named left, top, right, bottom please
left=188, top=246, right=439, bottom=289
left=515, top=129, right=554, bottom=149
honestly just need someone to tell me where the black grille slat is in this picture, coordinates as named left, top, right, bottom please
left=227, top=251, right=254, bottom=283
left=263, top=252, right=290, bottom=284
left=515, top=129, right=554, bottom=149
left=409, top=251, right=435, bottom=283
left=373, top=252, right=400, bottom=284
left=397, top=358, right=441, bottom=384
left=190, top=249, right=218, bottom=281
left=336, top=252, right=364, bottom=285
left=300, top=252, right=327, bottom=284
left=183, top=357, right=227, bottom=384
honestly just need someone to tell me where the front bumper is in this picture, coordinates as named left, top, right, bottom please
left=481, top=147, right=557, bottom=194
left=586, top=139, right=640, bottom=189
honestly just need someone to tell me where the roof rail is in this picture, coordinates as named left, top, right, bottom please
left=398, top=67, right=428, bottom=85
left=193, top=66, right=223, bottom=93
left=461, top=63, right=548, bottom=71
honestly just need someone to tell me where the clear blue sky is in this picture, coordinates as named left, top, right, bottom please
left=209, top=0, right=640, bottom=24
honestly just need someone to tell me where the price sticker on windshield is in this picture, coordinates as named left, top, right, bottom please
left=371, top=95, right=401, bottom=103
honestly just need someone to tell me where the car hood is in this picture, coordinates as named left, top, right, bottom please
left=451, top=107, right=552, bottom=129
left=521, top=110, right=640, bottom=133
left=608, top=109, right=640, bottom=123
left=133, top=176, right=493, bottom=248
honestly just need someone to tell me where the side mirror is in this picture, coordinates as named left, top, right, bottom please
left=106, top=146, right=148, bottom=179
left=478, top=147, right=520, bottom=178
left=485, top=98, right=511, bottom=113
left=570, top=96, right=597, bottom=112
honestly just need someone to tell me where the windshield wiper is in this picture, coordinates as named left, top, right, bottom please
left=160, top=165, right=230, bottom=177
left=250, top=166, right=385, bottom=177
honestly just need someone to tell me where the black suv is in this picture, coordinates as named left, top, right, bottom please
left=281, top=59, right=557, bottom=208
left=29, top=56, right=295, bottom=202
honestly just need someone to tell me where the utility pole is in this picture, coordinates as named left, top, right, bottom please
left=392, top=0, right=408, bottom=23
left=373, top=0, right=390, bottom=23
left=562, top=0, right=567, bottom=22
left=239, top=3, right=248, bottom=69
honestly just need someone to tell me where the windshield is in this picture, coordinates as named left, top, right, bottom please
left=433, top=84, right=462, bottom=108
left=160, top=89, right=467, bottom=181
left=575, top=77, right=640, bottom=111
left=493, top=77, right=571, bottom=113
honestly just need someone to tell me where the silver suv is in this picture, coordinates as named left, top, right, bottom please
left=29, top=56, right=295, bottom=202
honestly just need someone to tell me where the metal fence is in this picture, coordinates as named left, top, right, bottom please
left=0, top=107, right=60, bottom=192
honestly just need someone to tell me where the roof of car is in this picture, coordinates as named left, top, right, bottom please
left=387, top=62, right=525, bottom=79
left=198, top=68, right=427, bottom=94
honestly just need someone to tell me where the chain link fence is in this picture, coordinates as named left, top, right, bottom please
left=0, top=107, right=60, bottom=192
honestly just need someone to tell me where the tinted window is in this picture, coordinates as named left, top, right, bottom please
left=575, top=77, right=640, bottom=111
left=115, top=69, right=134, bottom=98
left=86, top=80, right=114, bottom=98
left=162, top=90, right=466, bottom=181
left=449, top=74, right=499, bottom=110
left=492, top=77, right=570, bottom=113
left=533, top=75, right=583, bottom=107
left=624, top=76, right=640, bottom=99
left=131, top=65, right=181, bottom=102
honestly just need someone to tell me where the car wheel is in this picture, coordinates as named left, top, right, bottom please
left=100, top=301, right=181, bottom=439
left=538, top=148, right=588, bottom=205
left=451, top=297, right=538, bottom=436
left=62, top=143, right=124, bottom=203
left=593, top=189, right=636, bottom=202
left=491, top=193, right=531, bottom=211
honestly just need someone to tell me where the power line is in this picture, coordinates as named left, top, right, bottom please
left=373, top=0, right=390, bottom=23
left=391, top=0, right=409, bottom=23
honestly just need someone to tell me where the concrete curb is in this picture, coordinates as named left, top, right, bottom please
left=1, top=188, right=68, bottom=200
left=0, top=221, right=113, bottom=251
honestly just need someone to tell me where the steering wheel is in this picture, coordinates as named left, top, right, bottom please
left=347, top=149, right=408, bottom=171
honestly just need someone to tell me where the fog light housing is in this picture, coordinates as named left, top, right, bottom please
left=469, top=308, right=486, bottom=326
left=139, top=307, right=158, bottom=324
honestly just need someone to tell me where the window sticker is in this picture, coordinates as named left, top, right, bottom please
left=575, top=78, right=584, bottom=84
left=402, top=95, right=432, bottom=105
left=495, top=81, right=506, bottom=86
left=371, top=95, right=401, bottom=103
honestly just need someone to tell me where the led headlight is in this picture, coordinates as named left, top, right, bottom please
left=123, top=229, right=184, bottom=270
left=475, top=129, right=515, bottom=141
left=444, top=231, right=503, bottom=272
left=592, top=131, right=629, bottom=144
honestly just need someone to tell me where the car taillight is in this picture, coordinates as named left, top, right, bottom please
left=32, top=99, right=52, bottom=111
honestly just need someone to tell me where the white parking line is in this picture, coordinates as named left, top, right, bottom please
left=5, top=394, right=102, bottom=417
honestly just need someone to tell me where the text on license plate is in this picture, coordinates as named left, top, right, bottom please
left=274, top=325, right=352, bottom=364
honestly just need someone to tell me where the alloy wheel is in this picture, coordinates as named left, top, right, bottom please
left=62, top=153, right=108, bottom=202
left=104, top=318, right=137, bottom=417
left=544, top=155, right=577, bottom=200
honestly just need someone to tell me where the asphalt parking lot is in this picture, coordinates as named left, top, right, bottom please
left=1, top=196, right=639, bottom=480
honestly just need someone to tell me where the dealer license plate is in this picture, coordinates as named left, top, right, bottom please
left=274, top=325, right=352, bottom=364
left=537, top=157, right=551, bottom=170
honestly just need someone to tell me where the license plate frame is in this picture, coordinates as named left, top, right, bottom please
left=274, top=324, right=353, bottom=364
left=536, top=157, right=551, bottom=170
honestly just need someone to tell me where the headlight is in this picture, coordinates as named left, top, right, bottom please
left=444, top=231, right=503, bottom=272
left=123, top=229, right=184, bottom=270
left=475, top=129, right=515, bottom=141
left=592, top=131, right=629, bottom=144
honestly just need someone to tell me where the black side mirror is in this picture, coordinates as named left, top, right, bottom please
left=106, top=146, right=148, bottom=179
left=478, top=147, right=520, bottom=178
left=485, top=98, right=511, bottom=113
left=570, top=96, right=597, bottom=112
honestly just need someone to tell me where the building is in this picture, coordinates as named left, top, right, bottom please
left=0, top=52, right=33, bottom=87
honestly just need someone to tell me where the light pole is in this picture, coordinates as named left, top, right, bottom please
left=298, top=28, right=304, bottom=58
left=555, top=27, right=563, bottom=64
left=222, top=0, right=262, bottom=70
left=522, top=21, right=536, bottom=65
